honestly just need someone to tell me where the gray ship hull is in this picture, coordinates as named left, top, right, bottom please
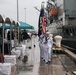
left=47, top=22, right=76, bottom=54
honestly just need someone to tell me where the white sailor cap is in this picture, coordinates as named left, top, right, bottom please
left=49, top=34, right=53, bottom=37
left=46, top=32, right=50, bottom=34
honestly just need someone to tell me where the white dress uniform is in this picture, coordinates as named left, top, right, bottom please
left=42, top=37, right=46, bottom=61
left=39, top=35, right=44, bottom=59
left=42, top=37, right=49, bottom=62
left=43, top=33, right=53, bottom=63
left=47, top=37, right=53, bottom=62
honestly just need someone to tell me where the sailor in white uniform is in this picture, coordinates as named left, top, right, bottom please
left=43, top=32, right=53, bottom=63
left=47, top=33, right=53, bottom=62
left=39, top=35, right=44, bottom=59
left=42, top=33, right=48, bottom=62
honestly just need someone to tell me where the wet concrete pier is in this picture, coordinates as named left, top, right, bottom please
left=17, top=37, right=76, bottom=75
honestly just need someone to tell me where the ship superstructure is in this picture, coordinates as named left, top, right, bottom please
left=46, top=0, right=76, bottom=54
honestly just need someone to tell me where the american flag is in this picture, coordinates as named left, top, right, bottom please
left=38, top=8, right=46, bottom=37
left=42, top=16, right=46, bottom=34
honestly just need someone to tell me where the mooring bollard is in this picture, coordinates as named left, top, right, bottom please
left=54, top=35, right=62, bottom=48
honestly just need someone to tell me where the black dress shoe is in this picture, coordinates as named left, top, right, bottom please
left=48, top=61, right=51, bottom=64
left=48, top=61, right=51, bottom=63
left=43, top=59, right=45, bottom=62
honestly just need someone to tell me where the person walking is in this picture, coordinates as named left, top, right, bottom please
left=47, top=33, right=53, bottom=63
left=42, top=33, right=48, bottom=63
left=22, top=30, right=31, bottom=45
left=39, top=35, right=44, bottom=59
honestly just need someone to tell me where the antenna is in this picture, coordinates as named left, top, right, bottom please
left=34, top=6, right=40, bottom=12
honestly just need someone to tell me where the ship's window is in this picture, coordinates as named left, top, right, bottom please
left=60, top=18, right=62, bottom=21
left=75, top=29, right=76, bottom=35
left=70, top=29, right=72, bottom=33
left=62, top=27, right=65, bottom=34
left=50, top=17, right=53, bottom=24
left=69, top=29, right=72, bottom=36
left=65, top=29, right=69, bottom=35
left=72, top=29, right=75, bottom=35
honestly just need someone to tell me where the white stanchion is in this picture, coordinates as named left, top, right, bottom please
left=16, top=44, right=26, bottom=56
left=11, top=40, right=14, bottom=47
left=4, top=55, right=16, bottom=66
left=0, top=63, right=11, bottom=75
left=54, top=35, right=62, bottom=47
left=22, top=44, right=26, bottom=56
left=16, top=46, right=23, bottom=55
left=11, top=49, right=21, bottom=58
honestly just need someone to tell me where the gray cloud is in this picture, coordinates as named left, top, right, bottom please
left=0, top=0, right=47, bottom=31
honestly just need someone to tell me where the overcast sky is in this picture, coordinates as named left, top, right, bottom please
left=0, top=0, right=47, bottom=31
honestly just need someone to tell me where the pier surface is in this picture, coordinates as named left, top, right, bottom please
left=16, top=37, right=76, bottom=75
